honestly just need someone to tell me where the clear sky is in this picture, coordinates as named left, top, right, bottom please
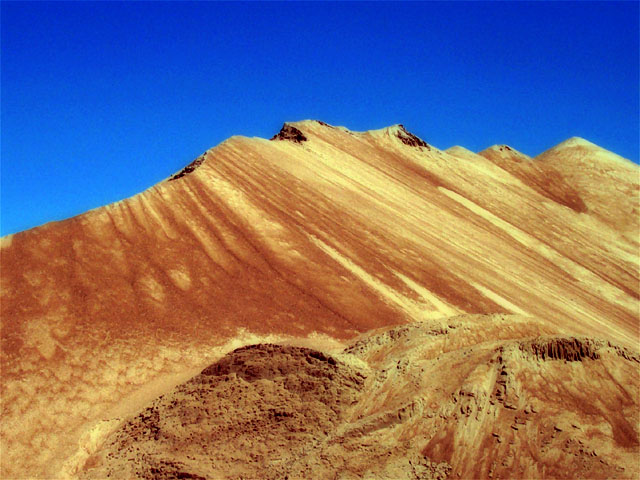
left=2, top=1, right=638, bottom=235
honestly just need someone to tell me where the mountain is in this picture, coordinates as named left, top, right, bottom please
left=1, top=121, right=638, bottom=478
left=534, top=137, right=639, bottom=235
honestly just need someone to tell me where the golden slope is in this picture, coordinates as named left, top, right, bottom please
left=534, top=137, right=640, bottom=235
left=1, top=121, right=638, bottom=478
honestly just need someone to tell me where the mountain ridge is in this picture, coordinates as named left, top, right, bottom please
left=0, top=120, right=631, bottom=239
left=1, top=120, right=638, bottom=478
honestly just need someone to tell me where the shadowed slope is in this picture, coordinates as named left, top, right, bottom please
left=478, top=144, right=588, bottom=213
left=1, top=121, right=638, bottom=478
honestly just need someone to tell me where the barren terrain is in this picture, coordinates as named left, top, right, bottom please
left=81, top=315, right=639, bottom=479
left=1, top=121, right=638, bottom=478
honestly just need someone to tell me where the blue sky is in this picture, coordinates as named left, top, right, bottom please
left=2, top=1, right=638, bottom=235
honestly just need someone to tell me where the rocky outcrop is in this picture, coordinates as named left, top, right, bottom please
left=168, top=153, right=207, bottom=181
left=395, top=124, right=430, bottom=149
left=270, top=123, right=307, bottom=143
left=519, top=336, right=601, bottom=361
left=201, top=343, right=351, bottom=383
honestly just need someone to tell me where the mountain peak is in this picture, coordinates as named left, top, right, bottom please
left=553, top=136, right=599, bottom=150
left=270, top=123, right=308, bottom=143
left=479, top=144, right=531, bottom=162
left=367, top=124, right=431, bottom=149
left=278, top=120, right=433, bottom=151
left=536, top=136, right=633, bottom=167
left=394, top=124, right=430, bottom=148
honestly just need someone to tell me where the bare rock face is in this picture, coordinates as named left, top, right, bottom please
left=519, top=336, right=602, bottom=361
left=395, top=124, right=430, bottom=149
left=169, top=153, right=208, bottom=181
left=80, top=316, right=639, bottom=479
left=1, top=120, right=638, bottom=478
left=270, top=123, right=308, bottom=143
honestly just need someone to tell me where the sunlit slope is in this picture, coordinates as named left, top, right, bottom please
left=1, top=120, right=638, bottom=478
left=534, top=137, right=639, bottom=236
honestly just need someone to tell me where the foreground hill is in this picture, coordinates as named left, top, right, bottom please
left=79, top=315, right=639, bottom=479
left=1, top=121, right=638, bottom=478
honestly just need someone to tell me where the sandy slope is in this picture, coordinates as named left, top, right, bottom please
left=1, top=121, right=638, bottom=478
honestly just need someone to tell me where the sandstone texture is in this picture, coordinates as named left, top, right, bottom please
left=1, top=121, right=638, bottom=478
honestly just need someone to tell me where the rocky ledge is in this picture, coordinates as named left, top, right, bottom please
left=270, top=123, right=308, bottom=143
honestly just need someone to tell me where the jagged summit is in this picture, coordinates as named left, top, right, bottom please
left=270, top=122, right=628, bottom=163
left=393, top=124, right=431, bottom=149
left=166, top=122, right=629, bottom=183
left=347, top=123, right=432, bottom=151
left=270, top=123, right=308, bottom=143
